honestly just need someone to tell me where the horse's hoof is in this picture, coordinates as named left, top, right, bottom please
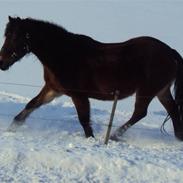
left=110, top=134, right=120, bottom=141
left=7, top=121, right=23, bottom=132
left=7, top=124, right=18, bottom=132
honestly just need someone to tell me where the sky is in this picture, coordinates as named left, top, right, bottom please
left=0, top=0, right=183, bottom=110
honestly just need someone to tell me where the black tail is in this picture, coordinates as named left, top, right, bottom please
left=173, top=49, right=183, bottom=108
left=173, top=49, right=183, bottom=140
left=173, top=50, right=183, bottom=133
left=160, top=49, right=183, bottom=140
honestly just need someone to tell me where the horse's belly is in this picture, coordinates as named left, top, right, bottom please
left=88, top=80, right=136, bottom=100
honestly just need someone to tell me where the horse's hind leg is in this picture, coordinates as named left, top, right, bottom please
left=72, top=96, right=94, bottom=138
left=8, top=85, right=59, bottom=131
left=110, top=89, right=154, bottom=140
left=157, top=87, right=183, bottom=140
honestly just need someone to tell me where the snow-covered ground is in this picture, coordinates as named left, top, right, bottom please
left=0, top=91, right=182, bottom=183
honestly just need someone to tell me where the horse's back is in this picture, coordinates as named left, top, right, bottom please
left=86, top=36, right=177, bottom=99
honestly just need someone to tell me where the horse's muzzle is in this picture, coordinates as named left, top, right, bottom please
left=0, top=57, right=9, bottom=71
left=0, top=56, right=3, bottom=69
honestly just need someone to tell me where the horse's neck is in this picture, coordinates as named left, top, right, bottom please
left=30, top=31, right=67, bottom=67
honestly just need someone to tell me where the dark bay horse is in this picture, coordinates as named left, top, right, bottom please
left=0, top=16, right=183, bottom=140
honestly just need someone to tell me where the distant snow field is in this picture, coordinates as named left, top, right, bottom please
left=0, top=92, right=182, bottom=183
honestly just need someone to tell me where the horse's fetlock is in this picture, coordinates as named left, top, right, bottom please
left=175, top=131, right=183, bottom=141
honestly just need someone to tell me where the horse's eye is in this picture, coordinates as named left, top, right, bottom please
left=6, top=33, right=12, bottom=37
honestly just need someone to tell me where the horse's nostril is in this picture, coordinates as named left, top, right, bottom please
left=0, top=57, right=4, bottom=68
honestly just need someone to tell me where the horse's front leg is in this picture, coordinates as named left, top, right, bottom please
left=8, top=85, right=59, bottom=132
left=72, top=96, right=94, bottom=138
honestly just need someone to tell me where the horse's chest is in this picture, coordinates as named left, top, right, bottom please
left=43, top=67, right=66, bottom=92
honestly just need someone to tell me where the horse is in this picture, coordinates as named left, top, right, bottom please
left=0, top=16, right=183, bottom=141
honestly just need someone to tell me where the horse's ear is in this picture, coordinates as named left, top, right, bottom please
left=16, top=17, right=21, bottom=21
left=8, top=16, right=13, bottom=22
left=8, top=16, right=22, bottom=23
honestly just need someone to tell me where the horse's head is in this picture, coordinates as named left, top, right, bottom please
left=0, top=16, right=30, bottom=70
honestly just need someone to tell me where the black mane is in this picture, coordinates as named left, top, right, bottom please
left=22, top=18, right=100, bottom=54
left=25, top=18, right=69, bottom=35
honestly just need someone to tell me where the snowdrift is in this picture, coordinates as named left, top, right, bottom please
left=0, top=91, right=182, bottom=183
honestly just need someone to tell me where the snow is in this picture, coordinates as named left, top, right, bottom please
left=0, top=92, right=183, bottom=183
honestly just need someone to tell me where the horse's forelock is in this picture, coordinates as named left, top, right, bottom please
left=5, top=18, right=27, bottom=37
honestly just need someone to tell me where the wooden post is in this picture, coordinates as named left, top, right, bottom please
left=104, top=90, right=120, bottom=145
